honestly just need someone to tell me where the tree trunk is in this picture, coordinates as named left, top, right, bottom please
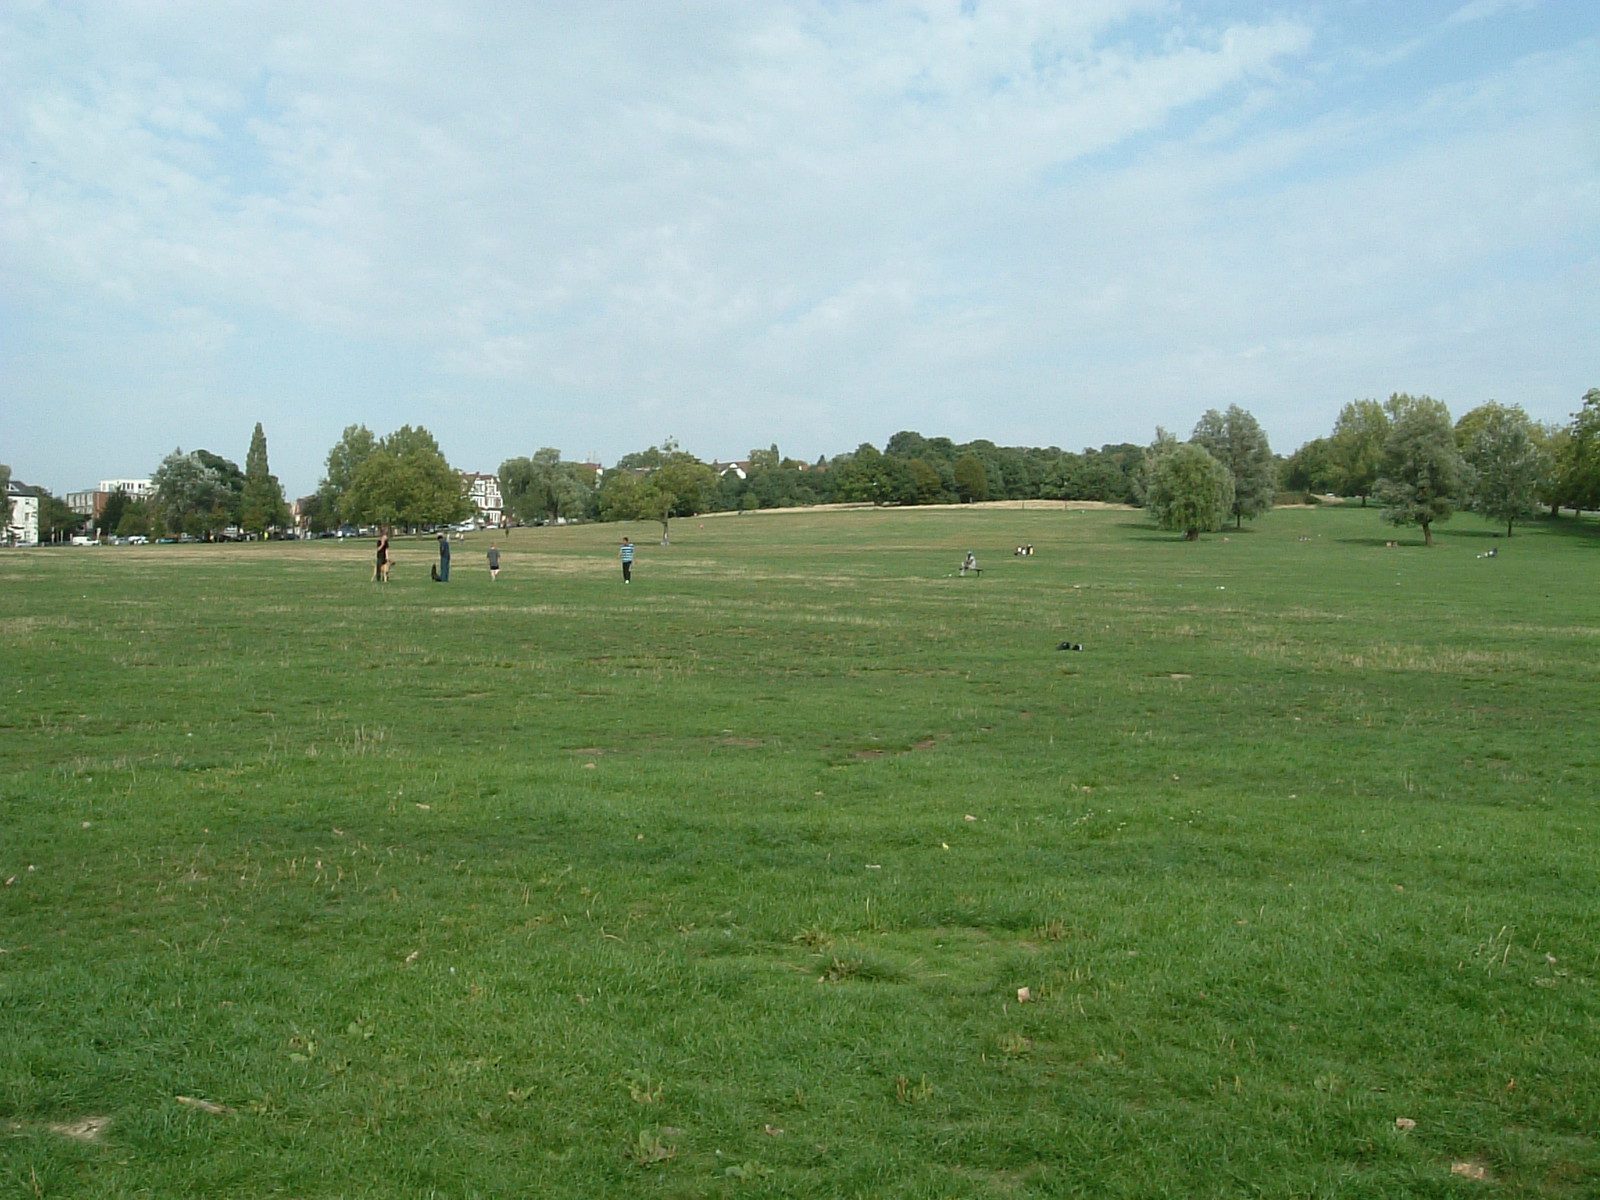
left=1422, top=521, right=1433, bottom=547
left=1506, top=518, right=1514, bottom=537
left=659, top=517, right=671, bottom=545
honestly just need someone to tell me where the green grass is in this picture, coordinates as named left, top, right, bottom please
left=2, top=504, right=1598, bottom=1198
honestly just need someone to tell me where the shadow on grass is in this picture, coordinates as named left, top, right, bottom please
left=1114, top=522, right=1209, bottom=543
left=1116, top=525, right=1261, bottom=544
left=1336, top=518, right=1600, bottom=548
left=1531, top=514, right=1600, bottom=543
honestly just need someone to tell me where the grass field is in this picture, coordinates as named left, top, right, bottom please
left=3, top=503, right=1598, bottom=1198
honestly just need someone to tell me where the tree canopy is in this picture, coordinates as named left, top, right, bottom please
left=239, top=423, right=289, bottom=536
left=1373, top=395, right=1463, bottom=546
left=335, top=425, right=472, bottom=530
left=597, top=441, right=716, bottom=543
left=1458, top=402, right=1546, bottom=537
left=152, top=449, right=234, bottom=537
left=317, top=425, right=378, bottom=524
left=1146, top=440, right=1234, bottom=540
left=1190, top=405, right=1276, bottom=527
left=1327, top=400, right=1390, bottom=503
left=1560, top=388, right=1600, bottom=512
left=500, top=449, right=596, bottom=525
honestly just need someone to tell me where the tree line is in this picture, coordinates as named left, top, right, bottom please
left=87, top=424, right=293, bottom=541
left=9, top=387, right=1598, bottom=544
left=1144, top=391, right=1600, bottom=542
left=1280, top=389, right=1600, bottom=542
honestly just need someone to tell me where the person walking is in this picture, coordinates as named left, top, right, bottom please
left=437, top=532, right=451, bottom=582
left=619, top=536, right=634, bottom=583
left=487, top=542, right=501, bottom=580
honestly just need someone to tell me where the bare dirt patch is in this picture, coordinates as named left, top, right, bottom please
left=49, top=1116, right=111, bottom=1142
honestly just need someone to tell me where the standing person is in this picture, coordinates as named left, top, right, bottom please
left=437, top=532, right=451, bottom=582
left=374, top=529, right=391, bottom=582
left=487, top=542, right=501, bottom=581
left=619, top=536, right=634, bottom=583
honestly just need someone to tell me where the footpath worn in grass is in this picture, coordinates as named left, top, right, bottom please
left=2, top=505, right=1598, bottom=1198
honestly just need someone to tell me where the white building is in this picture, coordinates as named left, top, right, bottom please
left=461, top=472, right=504, bottom=525
left=5, top=489, right=39, bottom=546
left=99, top=479, right=155, bottom=499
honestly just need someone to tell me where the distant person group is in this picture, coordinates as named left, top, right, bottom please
left=368, top=530, right=640, bottom=585
left=373, top=530, right=1036, bottom=587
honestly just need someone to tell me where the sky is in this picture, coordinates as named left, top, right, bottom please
left=3, top=0, right=1596, bottom=499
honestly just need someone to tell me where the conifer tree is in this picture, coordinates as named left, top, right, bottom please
left=239, top=423, right=289, bottom=536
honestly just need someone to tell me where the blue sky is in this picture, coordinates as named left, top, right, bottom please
left=3, top=0, right=1595, bottom=498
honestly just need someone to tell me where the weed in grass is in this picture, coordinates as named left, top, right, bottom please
left=624, top=1072, right=662, bottom=1105
left=626, top=1127, right=677, bottom=1167
left=895, top=1075, right=935, bottom=1104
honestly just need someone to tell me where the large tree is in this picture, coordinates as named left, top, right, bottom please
left=1190, top=405, right=1276, bottom=527
left=34, top=490, right=85, bottom=543
left=1282, top=437, right=1335, bottom=494
left=115, top=500, right=152, bottom=539
left=339, top=425, right=472, bottom=530
left=99, top=487, right=130, bottom=540
left=597, top=441, right=715, bottom=543
left=500, top=449, right=595, bottom=525
left=1458, top=403, right=1546, bottom=536
left=239, top=423, right=290, bottom=536
left=1561, top=388, right=1600, bottom=513
left=1146, top=441, right=1234, bottom=540
left=832, top=444, right=914, bottom=506
left=1326, top=400, right=1390, bottom=503
left=952, top=454, right=990, bottom=503
left=317, top=425, right=378, bottom=524
left=1373, top=395, right=1463, bottom=546
left=152, top=449, right=232, bottom=537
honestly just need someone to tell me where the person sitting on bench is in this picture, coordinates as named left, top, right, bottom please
left=960, top=551, right=981, bottom=577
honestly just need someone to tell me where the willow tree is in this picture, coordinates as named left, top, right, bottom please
left=1191, top=405, right=1276, bottom=527
left=1146, top=441, right=1234, bottom=540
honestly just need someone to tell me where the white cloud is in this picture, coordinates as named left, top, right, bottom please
left=1445, top=0, right=1542, bottom=27
left=1, top=1, right=1595, bottom=493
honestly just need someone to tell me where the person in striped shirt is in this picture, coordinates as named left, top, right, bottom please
left=619, top=537, right=634, bottom=583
